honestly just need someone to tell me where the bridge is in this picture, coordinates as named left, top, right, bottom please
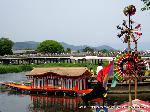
left=0, top=55, right=149, bottom=65
left=0, top=55, right=113, bottom=65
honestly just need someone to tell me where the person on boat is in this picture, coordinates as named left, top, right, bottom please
left=89, top=68, right=95, bottom=82
left=96, top=63, right=103, bottom=76
left=90, top=68, right=95, bottom=77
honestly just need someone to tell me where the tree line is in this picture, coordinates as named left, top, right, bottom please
left=0, top=37, right=112, bottom=56
left=0, top=38, right=66, bottom=56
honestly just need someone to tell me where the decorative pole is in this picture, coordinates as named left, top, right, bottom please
left=135, top=40, right=138, bottom=99
left=116, top=5, right=137, bottom=112
left=133, top=31, right=142, bottom=99
left=128, top=10, right=132, bottom=112
left=123, top=5, right=136, bottom=111
left=115, top=5, right=144, bottom=112
left=127, top=11, right=132, bottom=112
left=115, top=4, right=144, bottom=111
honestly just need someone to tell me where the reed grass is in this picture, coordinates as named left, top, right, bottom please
left=0, top=65, right=33, bottom=74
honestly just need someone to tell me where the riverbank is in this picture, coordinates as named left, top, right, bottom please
left=0, top=61, right=108, bottom=74
left=0, top=65, right=32, bottom=74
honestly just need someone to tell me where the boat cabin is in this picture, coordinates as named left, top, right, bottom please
left=26, top=67, right=92, bottom=90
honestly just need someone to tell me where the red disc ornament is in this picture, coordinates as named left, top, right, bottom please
left=114, top=49, right=143, bottom=81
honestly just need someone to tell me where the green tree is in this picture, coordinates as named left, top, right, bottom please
left=82, top=47, right=94, bottom=53
left=0, top=37, right=14, bottom=56
left=37, top=40, right=64, bottom=53
left=141, top=0, right=150, bottom=11
left=65, top=48, right=71, bottom=53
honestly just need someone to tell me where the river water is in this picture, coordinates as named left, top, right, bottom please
left=0, top=72, right=150, bottom=112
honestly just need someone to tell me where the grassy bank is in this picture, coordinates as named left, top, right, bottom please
left=0, top=65, right=33, bottom=74
left=0, top=61, right=108, bottom=74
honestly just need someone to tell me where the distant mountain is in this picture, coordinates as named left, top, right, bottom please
left=60, top=42, right=88, bottom=51
left=60, top=42, right=115, bottom=51
left=13, top=41, right=39, bottom=50
left=95, top=45, right=115, bottom=51
left=13, top=41, right=115, bottom=51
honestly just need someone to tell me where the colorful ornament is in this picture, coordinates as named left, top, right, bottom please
left=123, top=5, right=136, bottom=16
left=114, top=49, right=144, bottom=81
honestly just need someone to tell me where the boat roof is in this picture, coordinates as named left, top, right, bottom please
left=26, top=67, right=92, bottom=78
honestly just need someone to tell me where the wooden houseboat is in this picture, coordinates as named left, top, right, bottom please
left=4, top=67, right=93, bottom=95
left=26, top=67, right=92, bottom=91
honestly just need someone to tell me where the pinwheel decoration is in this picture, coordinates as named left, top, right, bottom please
left=117, top=5, right=142, bottom=44
left=117, top=20, right=142, bottom=43
left=130, top=22, right=142, bottom=42
left=115, top=4, right=146, bottom=105
left=114, top=49, right=144, bottom=81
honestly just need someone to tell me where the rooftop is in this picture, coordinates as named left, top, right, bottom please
left=26, top=67, right=92, bottom=78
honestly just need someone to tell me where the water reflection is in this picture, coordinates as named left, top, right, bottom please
left=1, top=89, right=149, bottom=112
left=27, top=94, right=150, bottom=112
left=28, top=95, right=82, bottom=112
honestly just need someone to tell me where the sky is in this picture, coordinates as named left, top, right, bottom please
left=0, top=0, right=149, bottom=50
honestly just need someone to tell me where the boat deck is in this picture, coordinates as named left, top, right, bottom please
left=5, top=83, right=93, bottom=94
